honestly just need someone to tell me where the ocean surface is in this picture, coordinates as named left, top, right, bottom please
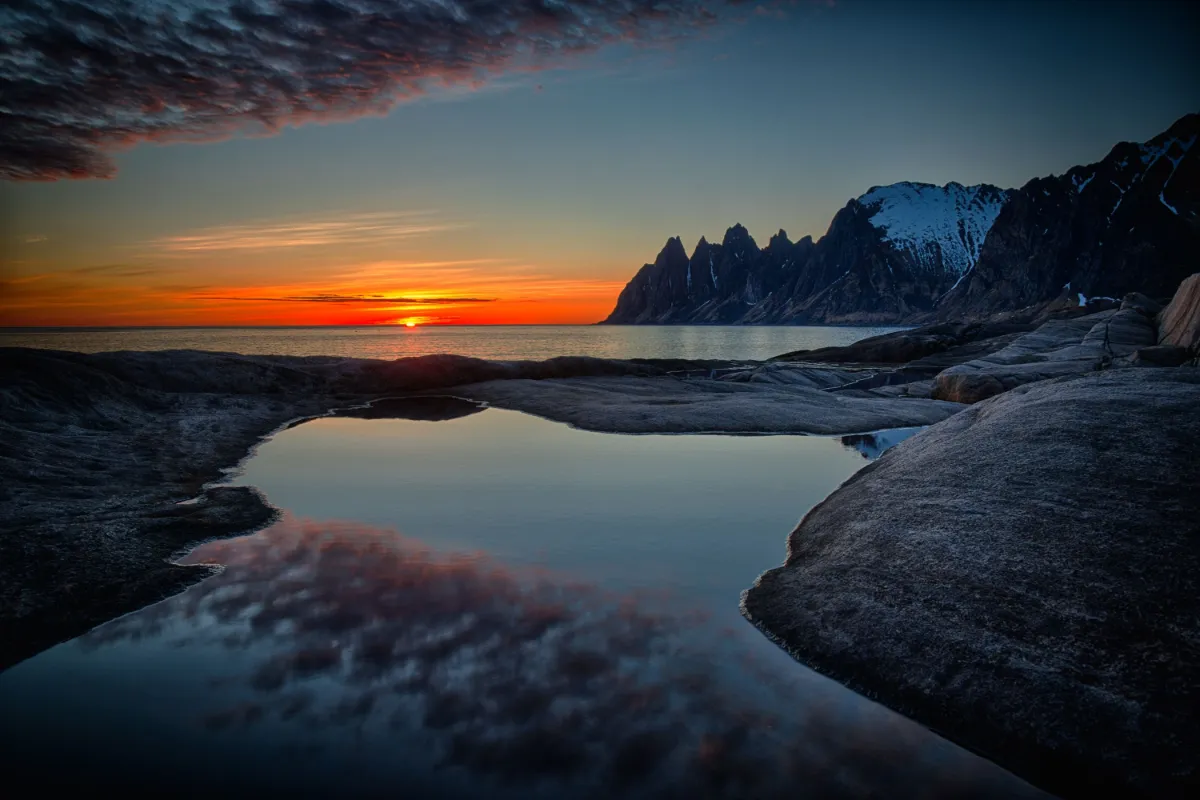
left=0, top=324, right=904, bottom=362
left=0, top=400, right=1042, bottom=797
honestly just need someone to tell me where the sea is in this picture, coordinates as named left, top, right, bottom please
left=0, top=324, right=904, bottom=362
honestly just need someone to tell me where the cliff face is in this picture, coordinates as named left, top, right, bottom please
left=939, top=113, right=1199, bottom=318
left=604, top=226, right=816, bottom=324
left=604, top=113, right=1199, bottom=325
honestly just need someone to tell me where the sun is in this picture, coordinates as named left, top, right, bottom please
left=404, top=321, right=417, bottom=328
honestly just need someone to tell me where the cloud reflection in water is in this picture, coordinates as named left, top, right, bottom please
left=83, top=515, right=1040, bottom=798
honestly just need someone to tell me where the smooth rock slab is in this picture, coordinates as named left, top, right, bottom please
left=452, top=375, right=964, bottom=434
left=931, top=309, right=1159, bottom=403
left=1158, top=272, right=1200, bottom=352
left=742, top=369, right=1200, bottom=798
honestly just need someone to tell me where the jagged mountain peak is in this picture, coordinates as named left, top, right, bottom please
left=721, top=223, right=758, bottom=251
left=656, top=236, right=688, bottom=262
left=605, top=113, right=1199, bottom=326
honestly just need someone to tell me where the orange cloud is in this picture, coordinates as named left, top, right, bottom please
left=149, top=212, right=454, bottom=253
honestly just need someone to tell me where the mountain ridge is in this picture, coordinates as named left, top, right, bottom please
left=603, top=113, right=1199, bottom=325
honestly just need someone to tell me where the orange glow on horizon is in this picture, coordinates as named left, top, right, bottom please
left=0, top=267, right=627, bottom=327
left=0, top=210, right=630, bottom=327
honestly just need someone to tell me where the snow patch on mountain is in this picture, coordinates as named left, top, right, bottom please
left=857, top=181, right=1009, bottom=276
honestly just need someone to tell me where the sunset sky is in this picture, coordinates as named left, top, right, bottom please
left=1, top=0, right=1197, bottom=326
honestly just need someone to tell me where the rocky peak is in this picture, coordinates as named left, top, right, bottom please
left=656, top=236, right=688, bottom=267
left=604, top=113, right=1199, bottom=327
left=767, top=229, right=792, bottom=250
left=939, top=112, right=1200, bottom=319
left=721, top=223, right=758, bottom=253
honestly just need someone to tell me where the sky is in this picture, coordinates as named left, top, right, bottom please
left=1, top=0, right=1197, bottom=327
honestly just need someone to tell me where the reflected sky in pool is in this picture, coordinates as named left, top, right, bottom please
left=0, top=404, right=1041, bottom=797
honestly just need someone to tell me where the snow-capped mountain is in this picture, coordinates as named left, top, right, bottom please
left=604, top=181, right=1010, bottom=324
left=604, top=113, right=1199, bottom=326
left=939, top=113, right=1200, bottom=318
left=857, top=182, right=1008, bottom=279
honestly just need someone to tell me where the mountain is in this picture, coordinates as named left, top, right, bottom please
left=603, top=113, right=1199, bottom=325
left=938, top=113, right=1199, bottom=317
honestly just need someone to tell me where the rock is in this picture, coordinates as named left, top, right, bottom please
left=742, top=368, right=1200, bottom=798
left=773, top=320, right=1030, bottom=365
left=1128, top=344, right=1193, bottom=367
left=931, top=308, right=1159, bottom=403
left=929, top=371, right=1010, bottom=404
left=1079, top=307, right=1158, bottom=354
left=1158, top=272, right=1200, bottom=352
left=1120, top=292, right=1163, bottom=317
left=450, top=375, right=964, bottom=435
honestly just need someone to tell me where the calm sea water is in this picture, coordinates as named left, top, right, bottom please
left=0, top=325, right=903, bottom=362
left=0, top=402, right=1040, bottom=797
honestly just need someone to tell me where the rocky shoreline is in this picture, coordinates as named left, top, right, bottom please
left=741, top=276, right=1200, bottom=798
left=2, top=278, right=1198, bottom=796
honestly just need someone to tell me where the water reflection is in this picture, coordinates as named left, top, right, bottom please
left=839, top=427, right=923, bottom=460
left=67, top=516, right=1041, bottom=798
left=0, top=411, right=1043, bottom=796
left=332, top=396, right=486, bottom=421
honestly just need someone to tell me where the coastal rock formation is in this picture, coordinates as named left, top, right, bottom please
left=931, top=307, right=1158, bottom=403
left=604, top=113, right=1199, bottom=325
left=451, top=375, right=963, bottom=435
left=742, top=368, right=1200, bottom=798
left=1157, top=272, right=1200, bottom=352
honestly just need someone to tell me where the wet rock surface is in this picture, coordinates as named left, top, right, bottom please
left=742, top=369, right=1200, bottom=798
left=452, top=375, right=963, bottom=435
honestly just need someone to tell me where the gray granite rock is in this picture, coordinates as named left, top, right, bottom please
left=1158, top=272, right=1200, bottom=352
left=931, top=309, right=1159, bottom=403
left=742, top=368, right=1200, bottom=798
left=451, top=375, right=964, bottom=435
left=1120, top=292, right=1163, bottom=317
left=1125, top=345, right=1193, bottom=367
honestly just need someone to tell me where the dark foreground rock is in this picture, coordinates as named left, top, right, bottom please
left=742, top=368, right=1200, bottom=798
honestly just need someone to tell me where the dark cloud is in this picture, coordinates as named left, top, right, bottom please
left=0, top=0, right=733, bottom=181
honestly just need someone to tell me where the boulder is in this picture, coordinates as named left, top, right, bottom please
left=1158, top=273, right=1200, bottom=352
left=743, top=368, right=1200, bottom=798
left=1120, top=292, right=1163, bottom=317
left=1127, top=345, right=1193, bottom=367
left=931, top=309, right=1160, bottom=403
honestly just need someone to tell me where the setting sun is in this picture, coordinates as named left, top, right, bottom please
left=405, top=321, right=417, bottom=328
